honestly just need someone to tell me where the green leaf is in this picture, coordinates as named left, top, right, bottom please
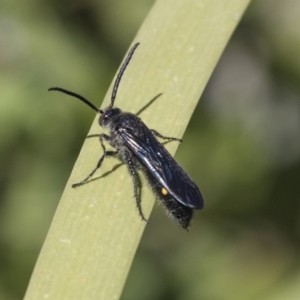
left=24, top=0, right=251, bottom=299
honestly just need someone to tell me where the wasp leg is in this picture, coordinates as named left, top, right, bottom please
left=72, top=150, right=118, bottom=188
left=72, top=133, right=118, bottom=188
left=150, top=129, right=182, bottom=143
left=99, top=133, right=111, bottom=151
left=86, top=134, right=100, bottom=139
left=125, top=154, right=149, bottom=224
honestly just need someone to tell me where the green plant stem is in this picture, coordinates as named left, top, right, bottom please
left=24, top=0, right=251, bottom=299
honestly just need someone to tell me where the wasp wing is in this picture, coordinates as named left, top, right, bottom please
left=119, top=126, right=204, bottom=209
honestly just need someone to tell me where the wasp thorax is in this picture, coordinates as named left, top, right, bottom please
left=99, top=107, right=122, bottom=128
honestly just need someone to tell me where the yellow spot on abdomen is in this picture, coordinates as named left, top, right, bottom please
left=161, top=187, right=168, bottom=196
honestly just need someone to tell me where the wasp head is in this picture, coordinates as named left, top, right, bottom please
left=99, top=107, right=122, bottom=129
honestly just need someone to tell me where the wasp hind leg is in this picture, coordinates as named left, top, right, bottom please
left=125, top=155, right=149, bottom=224
left=150, top=129, right=182, bottom=143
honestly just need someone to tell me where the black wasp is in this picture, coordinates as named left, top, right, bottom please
left=49, top=42, right=204, bottom=229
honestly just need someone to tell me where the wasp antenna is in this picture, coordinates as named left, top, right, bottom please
left=48, top=87, right=100, bottom=113
left=110, top=42, right=140, bottom=108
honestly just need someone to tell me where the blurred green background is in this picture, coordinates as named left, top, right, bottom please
left=1, top=0, right=300, bottom=299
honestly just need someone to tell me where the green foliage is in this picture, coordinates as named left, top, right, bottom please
left=2, top=0, right=300, bottom=300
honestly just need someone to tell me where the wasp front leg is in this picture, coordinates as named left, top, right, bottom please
left=72, top=134, right=118, bottom=188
